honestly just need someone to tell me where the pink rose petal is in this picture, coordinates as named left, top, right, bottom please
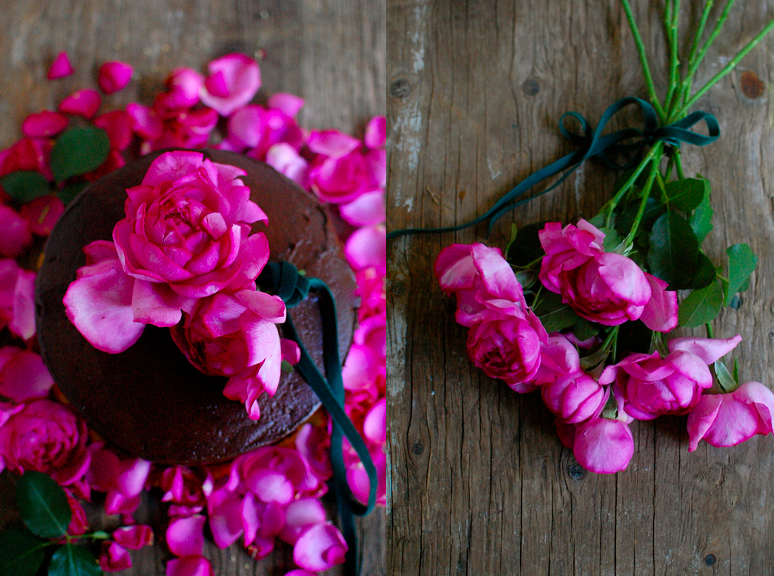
left=22, top=111, right=68, bottom=138
left=59, top=89, right=102, bottom=119
left=99, top=542, right=132, bottom=572
left=0, top=348, right=54, bottom=402
left=20, top=195, right=64, bottom=237
left=98, top=61, right=134, bottom=94
left=166, top=556, right=214, bottom=576
left=293, top=523, right=348, bottom=572
left=0, top=206, right=33, bottom=258
left=200, top=53, right=261, bottom=117
left=113, top=524, right=154, bottom=549
left=573, top=418, right=634, bottom=474
left=268, top=93, right=305, bottom=117
left=48, top=51, right=75, bottom=80
left=339, top=190, right=385, bottom=227
left=167, top=515, right=206, bottom=557
left=364, top=116, right=386, bottom=149
left=94, top=111, right=134, bottom=151
left=345, top=224, right=386, bottom=273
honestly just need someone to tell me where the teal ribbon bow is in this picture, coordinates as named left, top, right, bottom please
left=387, top=96, right=719, bottom=240
left=259, top=261, right=378, bottom=576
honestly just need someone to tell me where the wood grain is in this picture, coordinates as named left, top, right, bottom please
left=387, top=1, right=774, bottom=574
left=0, top=1, right=385, bottom=574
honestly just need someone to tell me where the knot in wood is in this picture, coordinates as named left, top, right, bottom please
left=390, top=78, right=412, bottom=99
left=412, top=442, right=424, bottom=455
left=567, top=463, right=585, bottom=480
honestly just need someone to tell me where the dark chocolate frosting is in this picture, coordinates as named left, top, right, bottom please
left=35, top=150, right=356, bottom=465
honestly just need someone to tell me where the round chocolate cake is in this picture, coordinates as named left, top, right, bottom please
left=35, top=150, right=356, bottom=466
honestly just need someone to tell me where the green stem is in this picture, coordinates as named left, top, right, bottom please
left=600, top=326, right=620, bottom=353
left=678, top=0, right=715, bottom=108
left=623, top=143, right=663, bottom=248
left=655, top=171, right=669, bottom=204
left=664, top=153, right=675, bottom=181
left=676, top=0, right=736, bottom=113
left=674, top=149, right=686, bottom=179
left=620, top=0, right=666, bottom=120
left=600, top=145, right=662, bottom=225
left=706, top=323, right=715, bottom=338
left=679, top=17, right=774, bottom=116
left=664, top=0, right=681, bottom=112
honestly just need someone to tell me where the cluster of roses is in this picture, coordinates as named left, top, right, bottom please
left=0, top=50, right=386, bottom=574
left=436, top=219, right=774, bottom=473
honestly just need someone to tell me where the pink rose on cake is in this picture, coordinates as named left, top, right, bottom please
left=64, top=151, right=273, bottom=354
left=538, top=220, right=678, bottom=331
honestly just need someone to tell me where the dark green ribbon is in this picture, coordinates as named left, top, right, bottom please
left=387, top=97, right=720, bottom=240
left=259, top=261, right=378, bottom=576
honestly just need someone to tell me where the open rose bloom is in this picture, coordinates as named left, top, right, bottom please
left=64, top=150, right=287, bottom=420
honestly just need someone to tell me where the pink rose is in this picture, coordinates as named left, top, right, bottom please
left=600, top=335, right=742, bottom=420
left=0, top=399, right=90, bottom=485
left=687, top=382, right=774, bottom=451
left=538, top=220, right=678, bottom=331
left=170, top=289, right=286, bottom=420
left=436, top=243, right=546, bottom=391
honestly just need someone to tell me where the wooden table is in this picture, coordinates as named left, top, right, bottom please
left=0, top=1, right=385, bottom=574
left=388, top=1, right=774, bottom=574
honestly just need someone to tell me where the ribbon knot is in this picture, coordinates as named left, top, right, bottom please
left=387, top=96, right=720, bottom=240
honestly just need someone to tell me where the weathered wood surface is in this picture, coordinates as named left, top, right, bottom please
left=388, top=1, right=774, bottom=575
left=0, top=1, right=385, bottom=574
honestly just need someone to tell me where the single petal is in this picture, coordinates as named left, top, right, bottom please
left=307, top=130, right=360, bottom=157
left=668, top=334, right=743, bottom=365
left=268, top=93, right=305, bottom=117
left=48, top=52, right=75, bottom=80
left=200, top=53, right=261, bottom=117
left=345, top=224, right=386, bottom=273
left=113, top=524, right=154, bottom=550
left=0, top=349, right=53, bottom=402
left=280, top=498, right=327, bottom=545
left=0, top=205, right=33, bottom=258
left=166, top=557, right=214, bottom=576
left=166, top=514, right=206, bottom=557
left=293, top=523, right=348, bottom=572
left=22, top=111, right=68, bottom=138
left=573, top=418, right=634, bottom=474
left=364, top=116, right=386, bottom=149
left=99, top=542, right=132, bottom=572
left=98, top=61, right=134, bottom=94
left=59, top=89, right=102, bottom=119
left=339, top=190, right=385, bottom=227
left=131, top=280, right=186, bottom=327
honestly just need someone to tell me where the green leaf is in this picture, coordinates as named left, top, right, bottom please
left=714, top=360, right=737, bottom=393
left=514, top=270, right=537, bottom=291
left=614, top=197, right=665, bottom=237
left=59, top=181, right=89, bottom=206
left=505, top=223, right=518, bottom=259
left=50, top=127, right=110, bottom=184
left=506, top=221, right=545, bottom=267
left=579, top=348, right=609, bottom=372
left=647, top=212, right=699, bottom=288
left=688, top=252, right=716, bottom=290
left=16, top=471, right=71, bottom=539
left=533, top=290, right=579, bottom=333
left=725, top=243, right=757, bottom=306
left=0, top=529, right=48, bottom=576
left=281, top=360, right=295, bottom=373
left=587, top=214, right=605, bottom=229
left=600, top=227, right=622, bottom=252
left=689, top=182, right=713, bottom=244
left=678, top=281, right=723, bottom=328
left=664, top=177, right=708, bottom=212
left=0, top=171, right=51, bottom=203
left=570, top=318, right=599, bottom=342
left=48, top=544, right=102, bottom=576
left=733, top=357, right=740, bottom=383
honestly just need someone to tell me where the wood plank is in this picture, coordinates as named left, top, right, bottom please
left=0, top=1, right=385, bottom=574
left=387, top=1, right=774, bottom=574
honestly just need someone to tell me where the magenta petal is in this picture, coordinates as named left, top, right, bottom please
left=20, top=196, right=65, bottom=237
left=281, top=338, right=301, bottom=365
left=293, top=523, right=348, bottom=572
left=280, top=498, right=327, bottom=545
left=241, top=493, right=259, bottom=545
left=339, top=190, right=385, bottom=227
left=59, top=89, right=102, bottom=119
left=200, top=53, right=261, bottom=117
left=48, top=51, right=75, bottom=79
left=99, top=542, right=132, bottom=572
left=227, top=105, right=263, bottom=148
left=639, top=273, right=678, bottom=332
left=131, top=280, right=186, bottom=327
left=94, top=111, right=134, bottom=151
left=307, top=130, right=360, bottom=158
left=10, top=268, right=36, bottom=340
left=235, top=290, right=286, bottom=322
left=63, top=245, right=145, bottom=354
left=364, top=116, right=386, bottom=149
left=113, top=525, right=154, bottom=549
left=22, top=111, right=68, bottom=138
left=694, top=394, right=759, bottom=449
left=0, top=349, right=53, bottom=402
left=246, top=469, right=294, bottom=505
left=573, top=418, right=634, bottom=474
left=345, top=224, right=386, bottom=273
left=734, top=381, right=774, bottom=434
left=0, top=205, right=33, bottom=258
left=98, top=61, right=134, bottom=94
left=668, top=334, right=742, bottom=365
left=166, top=557, right=214, bottom=576
left=126, top=103, right=164, bottom=140
left=363, top=398, right=386, bottom=444
left=265, top=143, right=308, bottom=186
left=167, top=514, right=206, bottom=557
left=268, top=93, right=305, bottom=117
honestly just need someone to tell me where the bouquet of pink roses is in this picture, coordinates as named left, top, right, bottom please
left=391, top=0, right=774, bottom=473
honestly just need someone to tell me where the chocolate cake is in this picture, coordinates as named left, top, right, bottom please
left=35, top=150, right=356, bottom=466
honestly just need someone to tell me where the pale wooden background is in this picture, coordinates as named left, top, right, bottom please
left=0, top=1, right=385, bottom=574
left=388, top=1, right=774, bottom=575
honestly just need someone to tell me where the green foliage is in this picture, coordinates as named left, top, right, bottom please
left=48, top=544, right=103, bottom=576
left=0, top=529, right=47, bottom=576
left=614, top=197, right=664, bottom=237
left=688, top=181, right=713, bottom=244
left=725, top=243, right=757, bottom=306
left=678, top=280, right=723, bottom=328
left=664, top=177, right=707, bottom=212
left=714, top=360, right=738, bottom=393
left=50, top=127, right=110, bottom=184
left=0, top=171, right=51, bottom=203
left=689, top=252, right=716, bottom=290
left=570, top=318, right=600, bottom=342
left=506, top=221, right=546, bottom=267
left=647, top=211, right=698, bottom=288
left=16, top=471, right=71, bottom=539
left=533, top=290, right=579, bottom=333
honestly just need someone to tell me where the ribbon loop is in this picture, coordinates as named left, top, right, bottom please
left=387, top=97, right=720, bottom=240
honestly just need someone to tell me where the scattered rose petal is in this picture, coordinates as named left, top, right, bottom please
left=20, top=195, right=65, bottom=236
left=293, top=523, right=348, bottom=572
left=200, top=53, right=261, bottom=117
left=22, top=111, right=68, bottom=138
left=98, top=61, right=134, bottom=94
left=59, top=89, right=102, bottom=118
left=48, top=51, right=75, bottom=80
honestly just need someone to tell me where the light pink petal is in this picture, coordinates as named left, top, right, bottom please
left=227, top=105, right=264, bottom=148
left=165, top=68, right=204, bottom=108
left=22, top=111, right=68, bottom=138
left=200, top=53, right=261, bottom=117
left=98, top=61, right=134, bottom=94
left=113, top=524, right=154, bottom=549
left=0, top=205, right=33, bottom=258
left=471, top=243, right=525, bottom=303
left=686, top=394, right=723, bottom=451
left=307, top=130, right=360, bottom=158
left=10, top=268, right=36, bottom=340
left=280, top=498, right=327, bottom=545
left=63, top=245, right=145, bottom=354
left=364, top=116, right=386, bottom=149
left=293, top=523, right=348, bottom=572
left=48, top=52, right=75, bottom=80
left=246, top=469, right=294, bottom=505
left=596, top=252, right=651, bottom=307
left=235, top=290, right=286, bottom=322
left=0, top=350, right=53, bottom=402
left=268, top=93, right=305, bottom=117
left=266, top=143, right=308, bottom=186
left=573, top=418, right=634, bottom=474
left=696, top=394, right=759, bottom=449
left=666, top=350, right=713, bottom=389
left=363, top=398, right=386, bottom=444
left=141, top=150, right=204, bottom=186
left=59, top=89, right=102, bottom=119
left=669, top=334, right=742, bottom=365
left=131, top=280, right=187, bottom=327
left=241, top=493, right=260, bottom=546
left=208, top=491, right=244, bottom=548
left=345, top=224, right=386, bottom=273
left=166, top=557, right=214, bottom=576
left=435, top=244, right=477, bottom=293
left=166, top=514, right=206, bottom=557
left=733, top=382, right=774, bottom=434
left=339, top=190, right=385, bottom=227
left=639, top=273, right=678, bottom=332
